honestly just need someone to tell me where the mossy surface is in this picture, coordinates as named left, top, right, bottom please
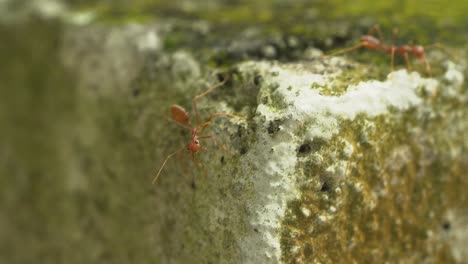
left=281, top=106, right=468, bottom=262
left=65, top=0, right=468, bottom=47
left=49, top=0, right=467, bottom=68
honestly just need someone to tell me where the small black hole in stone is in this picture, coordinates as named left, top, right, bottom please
left=320, top=181, right=330, bottom=192
left=254, top=228, right=259, bottom=233
left=191, top=181, right=196, bottom=190
left=216, top=72, right=226, bottom=82
left=254, top=75, right=263, bottom=86
left=132, top=88, right=141, bottom=97
left=240, top=147, right=248, bottom=155
left=298, top=144, right=311, bottom=155
left=217, top=71, right=235, bottom=86
left=220, top=156, right=225, bottom=164
left=442, top=222, right=451, bottom=231
left=267, top=120, right=281, bottom=134
left=303, top=244, right=313, bottom=256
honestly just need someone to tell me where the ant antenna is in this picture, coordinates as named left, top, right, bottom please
left=152, top=147, right=185, bottom=184
left=322, top=43, right=365, bottom=58
left=426, top=42, right=458, bottom=60
left=192, top=74, right=230, bottom=126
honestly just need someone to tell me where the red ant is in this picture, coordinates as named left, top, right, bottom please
left=322, top=24, right=443, bottom=76
left=152, top=75, right=242, bottom=184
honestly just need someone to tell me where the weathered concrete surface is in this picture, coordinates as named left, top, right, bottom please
left=251, top=62, right=467, bottom=263
left=1, top=1, right=468, bottom=264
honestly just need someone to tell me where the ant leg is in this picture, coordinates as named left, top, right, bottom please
left=191, top=153, right=207, bottom=177
left=322, top=43, right=364, bottom=58
left=152, top=147, right=185, bottom=184
left=205, top=112, right=244, bottom=123
left=200, top=112, right=244, bottom=133
left=368, top=24, right=385, bottom=44
left=426, top=42, right=459, bottom=63
left=389, top=28, right=399, bottom=72
left=211, top=112, right=244, bottom=119
left=192, top=75, right=230, bottom=126
left=403, top=52, right=412, bottom=72
left=186, top=150, right=197, bottom=188
left=199, top=135, right=234, bottom=156
left=420, top=54, right=432, bottom=77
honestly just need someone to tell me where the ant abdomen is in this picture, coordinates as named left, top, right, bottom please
left=360, top=35, right=381, bottom=49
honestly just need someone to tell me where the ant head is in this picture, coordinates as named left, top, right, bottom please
left=188, top=135, right=202, bottom=153
left=411, top=45, right=425, bottom=58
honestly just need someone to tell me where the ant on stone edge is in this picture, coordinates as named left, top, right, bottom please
left=323, top=24, right=447, bottom=76
left=152, top=74, right=242, bottom=184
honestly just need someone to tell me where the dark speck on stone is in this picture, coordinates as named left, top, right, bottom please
left=132, top=87, right=141, bottom=97
left=442, top=222, right=451, bottom=231
left=254, top=75, right=263, bottom=86
left=267, top=120, right=281, bottom=134
left=320, top=181, right=330, bottom=192
left=298, top=143, right=312, bottom=155
left=240, top=147, right=248, bottom=155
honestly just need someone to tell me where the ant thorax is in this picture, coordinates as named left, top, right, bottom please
left=397, top=45, right=411, bottom=55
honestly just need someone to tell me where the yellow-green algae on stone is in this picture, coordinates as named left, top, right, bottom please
left=223, top=58, right=466, bottom=263
left=271, top=62, right=468, bottom=262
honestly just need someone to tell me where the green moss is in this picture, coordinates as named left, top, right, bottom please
left=280, top=89, right=467, bottom=262
left=59, top=0, right=466, bottom=73
left=68, top=1, right=468, bottom=45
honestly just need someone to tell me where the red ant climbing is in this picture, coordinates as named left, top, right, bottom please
left=322, top=24, right=443, bottom=76
left=152, top=75, right=242, bottom=184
